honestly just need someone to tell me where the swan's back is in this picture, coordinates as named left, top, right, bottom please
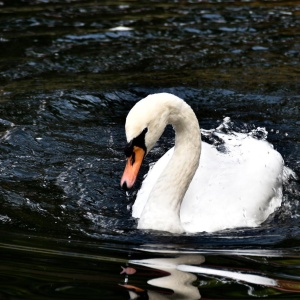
left=133, top=131, right=287, bottom=233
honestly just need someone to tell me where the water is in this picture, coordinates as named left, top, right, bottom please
left=0, top=0, right=300, bottom=299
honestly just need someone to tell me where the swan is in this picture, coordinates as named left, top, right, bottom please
left=120, top=93, right=293, bottom=233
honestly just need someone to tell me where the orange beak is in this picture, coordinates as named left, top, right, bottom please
left=120, top=146, right=145, bottom=190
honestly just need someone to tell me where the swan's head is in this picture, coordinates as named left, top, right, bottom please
left=120, top=93, right=177, bottom=190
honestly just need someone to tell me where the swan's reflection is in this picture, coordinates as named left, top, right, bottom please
left=120, top=249, right=300, bottom=299
left=123, top=254, right=278, bottom=299
left=132, top=255, right=204, bottom=299
left=124, top=255, right=204, bottom=300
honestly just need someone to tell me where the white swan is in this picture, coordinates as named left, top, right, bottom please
left=120, top=93, right=293, bottom=233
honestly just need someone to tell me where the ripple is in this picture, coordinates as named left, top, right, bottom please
left=0, top=1, right=299, bottom=297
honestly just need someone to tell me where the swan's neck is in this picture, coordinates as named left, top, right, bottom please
left=138, top=100, right=201, bottom=233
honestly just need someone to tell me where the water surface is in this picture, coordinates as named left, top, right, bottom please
left=0, top=0, right=300, bottom=299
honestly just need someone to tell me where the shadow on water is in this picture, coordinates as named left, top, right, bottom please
left=0, top=0, right=300, bottom=299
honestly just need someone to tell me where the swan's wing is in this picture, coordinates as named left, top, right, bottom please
left=133, top=132, right=292, bottom=233
left=181, top=134, right=285, bottom=232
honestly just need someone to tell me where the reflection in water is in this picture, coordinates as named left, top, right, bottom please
left=120, top=248, right=300, bottom=299
left=179, top=264, right=276, bottom=286
left=1, top=234, right=300, bottom=299
left=179, top=262, right=300, bottom=294
left=126, top=255, right=204, bottom=299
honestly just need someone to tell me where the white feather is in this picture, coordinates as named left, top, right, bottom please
left=124, top=93, right=295, bottom=233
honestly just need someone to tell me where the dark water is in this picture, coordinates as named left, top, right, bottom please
left=0, top=0, right=300, bottom=299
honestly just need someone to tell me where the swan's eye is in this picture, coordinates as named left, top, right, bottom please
left=124, top=128, right=148, bottom=157
left=132, top=128, right=148, bottom=151
left=124, top=141, right=133, bottom=157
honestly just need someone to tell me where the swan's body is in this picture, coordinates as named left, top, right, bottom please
left=120, top=93, right=293, bottom=233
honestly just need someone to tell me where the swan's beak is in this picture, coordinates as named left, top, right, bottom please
left=121, top=146, right=145, bottom=190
